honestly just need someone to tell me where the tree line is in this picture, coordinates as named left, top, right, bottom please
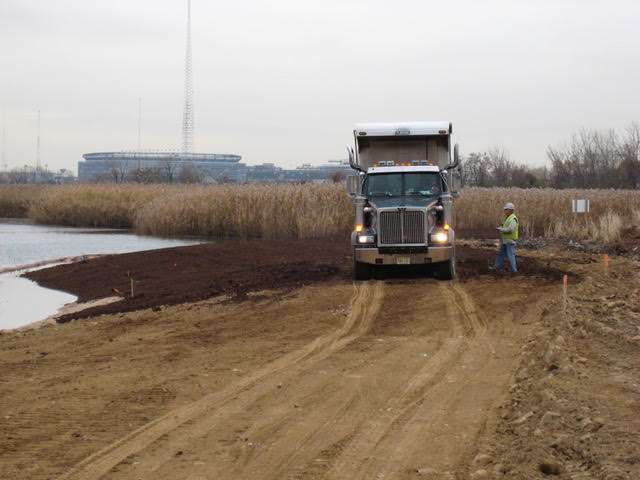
left=461, top=123, right=640, bottom=189
left=96, top=161, right=210, bottom=184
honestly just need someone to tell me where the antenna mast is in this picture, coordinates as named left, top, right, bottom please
left=36, top=110, right=41, bottom=171
left=1, top=111, right=6, bottom=172
left=137, top=97, right=142, bottom=151
left=181, top=0, right=194, bottom=154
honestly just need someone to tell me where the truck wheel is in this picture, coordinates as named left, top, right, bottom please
left=352, top=253, right=372, bottom=281
left=435, top=256, right=456, bottom=280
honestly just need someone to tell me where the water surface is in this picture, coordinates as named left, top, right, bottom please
left=0, top=220, right=201, bottom=329
left=0, top=275, right=77, bottom=330
left=0, top=220, right=199, bottom=270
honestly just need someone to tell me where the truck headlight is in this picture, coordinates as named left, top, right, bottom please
left=358, top=235, right=375, bottom=244
left=431, top=231, right=448, bottom=243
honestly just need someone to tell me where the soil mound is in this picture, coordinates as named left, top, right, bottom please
left=25, top=239, right=570, bottom=322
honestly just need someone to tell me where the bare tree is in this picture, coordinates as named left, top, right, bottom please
left=107, top=159, right=129, bottom=183
left=130, top=167, right=166, bottom=184
left=618, top=122, right=640, bottom=188
left=486, top=147, right=514, bottom=187
left=547, top=124, right=639, bottom=189
left=179, top=164, right=204, bottom=184
left=7, top=167, right=32, bottom=184
left=461, top=148, right=537, bottom=188
left=329, top=170, right=347, bottom=183
left=160, top=161, right=177, bottom=183
left=461, top=152, right=491, bottom=187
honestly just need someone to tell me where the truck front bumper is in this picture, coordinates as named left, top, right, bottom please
left=354, top=246, right=453, bottom=265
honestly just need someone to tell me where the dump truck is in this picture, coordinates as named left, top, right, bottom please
left=347, top=121, right=461, bottom=280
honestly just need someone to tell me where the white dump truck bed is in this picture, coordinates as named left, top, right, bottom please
left=354, top=121, right=451, bottom=137
left=353, top=121, right=453, bottom=171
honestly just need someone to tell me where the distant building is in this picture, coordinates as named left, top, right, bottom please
left=77, top=153, right=352, bottom=184
left=78, top=151, right=245, bottom=183
left=52, top=169, right=76, bottom=184
left=293, top=160, right=351, bottom=182
left=0, top=166, right=76, bottom=185
left=246, top=163, right=283, bottom=182
left=246, top=160, right=351, bottom=183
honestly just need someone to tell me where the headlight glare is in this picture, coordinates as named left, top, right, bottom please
left=432, top=231, right=448, bottom=243
left=358, top=235, right=375, bottom=244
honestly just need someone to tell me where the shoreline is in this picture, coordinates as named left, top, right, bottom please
left=0, top=255, right=107, bottom=332
left=0, top=254, right=102, bottom=275
left=7, top=296, right=123, bottom=333
left=23, top=237, right=353, bottom=322
left=21, top=238, right=572, bottom=324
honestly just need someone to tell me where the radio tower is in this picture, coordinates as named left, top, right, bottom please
left=36, top=110, right=41, bottom=170
left=137, top=97, right=142, bottom=151
left=181, top=0, right=194, bottom=154
left=1, top=111, right=6, bottom=172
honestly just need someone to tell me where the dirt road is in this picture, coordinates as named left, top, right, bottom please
left=1, top=244, right=638, bottom=480
left=55, top=277, right=547, bottom=480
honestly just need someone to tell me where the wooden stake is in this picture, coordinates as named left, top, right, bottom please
left=130, top=277, right=135, bottom=298
left=562, top=274, right=568, bottom=316
left=603, top=254, right=610, bottom=276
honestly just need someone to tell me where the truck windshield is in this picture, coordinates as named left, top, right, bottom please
left=365, top=173, right=442, bottom=197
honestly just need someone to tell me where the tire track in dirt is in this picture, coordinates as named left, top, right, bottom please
left=353, top=284, right=545, bottom=480
left=113, top=281, right=478, bottom=480
left=121, top=282, right=385, bottom=480
left=172, top=282, right=462, bottom=480
left=59, top=282, right=384, bottom=480
left=450, top=282, right=488, bottom=332
left=61, top=279, right=541, bottom=480
left=319, top=282, right=473, bottom=480
left=360, top=283, right=498, bottom=479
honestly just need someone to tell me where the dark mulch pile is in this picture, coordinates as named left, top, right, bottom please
left=25, top=238, right=572, bottom=322
left=25, top=238, right=352, bottom=322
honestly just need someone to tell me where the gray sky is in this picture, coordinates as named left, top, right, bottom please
left=1, top=0, right=639, bottom=172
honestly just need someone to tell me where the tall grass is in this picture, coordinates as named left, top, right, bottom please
left=133, top=184, right=352, bottom=239
left=1, top=184, right=639, bottom=242
left=28, top=184, right=169, bottom=228
left=456, top=187, right=640, bottom=242
left=0, top=185, right=45, bottom=218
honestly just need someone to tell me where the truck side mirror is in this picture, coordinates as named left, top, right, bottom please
left=347, top=146, right=364, bottom=172
left=444, top=143, right=460, bottom=171
left=346, top=175, right=361, bottom=197
left=448, top=144, right=462, bottom=197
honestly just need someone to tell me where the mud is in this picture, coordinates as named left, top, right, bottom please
left=1, top=247, right=638, bottom=480
left=474, top=255, right=640, bottom=480
left=24, top=239, right=571, bottom=322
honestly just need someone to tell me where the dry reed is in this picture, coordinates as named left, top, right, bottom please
left=456, top=187, right=640, bottom=242
left=0, top=185, right=45, bottom=218
left=2, top=184, right=639, bottom=243
left=27, top=184, right=169, bottom=228
left=133, top=184, right=352, bottom=239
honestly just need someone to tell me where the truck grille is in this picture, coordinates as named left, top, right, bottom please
left=379, top=209, right=426, bottom=245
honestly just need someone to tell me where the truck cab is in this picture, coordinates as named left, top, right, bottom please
left=347, top=121, right=461, bottom=280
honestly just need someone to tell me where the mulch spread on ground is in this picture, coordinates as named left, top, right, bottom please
left=25, top=238, right=570, bottom=322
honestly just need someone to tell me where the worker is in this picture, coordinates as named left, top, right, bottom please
left=493, top=202, right=519, bottom=273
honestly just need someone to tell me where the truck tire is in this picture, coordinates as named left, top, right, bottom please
left=352, top=253, right=372, bottom=281
left=435, top=255, right=456, bottom=280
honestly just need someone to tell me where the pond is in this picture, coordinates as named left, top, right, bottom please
left=0, top=220, right=201, bottom=330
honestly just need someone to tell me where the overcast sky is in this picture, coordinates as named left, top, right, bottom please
left=1, top=0, right=639, bottom=172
